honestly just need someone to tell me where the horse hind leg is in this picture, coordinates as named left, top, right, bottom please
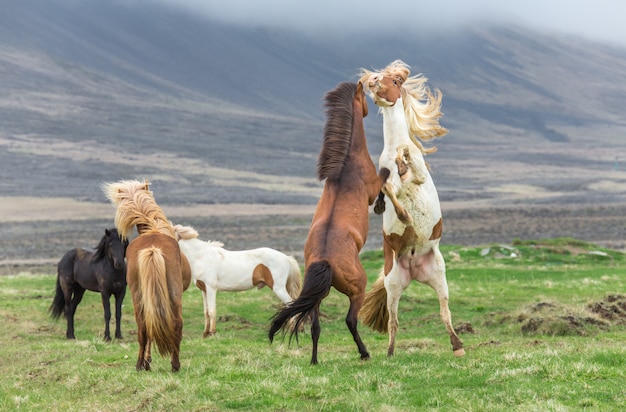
left=171, top=310, right=184, bottom=372
left=384, top=270, right=403, bottom=357
left=114, top=290, right=125, bottom=339
left=100, top=292, right=113, bottom=341
left=346, top=295, right=370, bottom=361
left=67, top=287, right=86, bottom=339
left=422, top=248, right=465, bottom=356
left=136, top=323, right=151, bottom=371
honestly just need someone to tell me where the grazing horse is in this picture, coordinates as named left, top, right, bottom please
left=102, top=179, right=192, bottom=372
left=49, top=228, right=128, bottom=341
left=358, top=60, right=465, bottom=357
left=173, top=224, right=302, bottom=337
left=269, top=81, right=381, bottom=365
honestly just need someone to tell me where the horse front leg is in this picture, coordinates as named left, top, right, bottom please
left=114, top=289, right=125, bottom=339
left=100, top=292, right=112, bottom=341
left=204, top=288, right=218, bottom=337
left=374, top=168, right=390, bottom=214
left=382, top=182, right=412, bottom=224
left=346, top=294, right=370, bottom=361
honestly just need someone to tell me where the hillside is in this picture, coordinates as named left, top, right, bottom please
left=1, top=1, right=626, bottom=216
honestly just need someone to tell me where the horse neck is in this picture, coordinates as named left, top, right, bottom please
left=380, top=97, right=412, bottom=148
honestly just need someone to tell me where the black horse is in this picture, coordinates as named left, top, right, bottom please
left=49, top=228, right=128, bottom=340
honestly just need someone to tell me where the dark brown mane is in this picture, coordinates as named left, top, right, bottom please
left=317, top=82, right=356, bottom=181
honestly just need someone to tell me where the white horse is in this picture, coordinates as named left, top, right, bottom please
left=173, top=224, right=302, bottom=337
left=358, top=60, right=465, bottom=357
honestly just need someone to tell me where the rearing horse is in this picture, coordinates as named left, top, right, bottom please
left=103, top=179, right=192, bottom=372
left=358, top=60, right=465, bottom=357
left=269, top=81, right=381, bottom=365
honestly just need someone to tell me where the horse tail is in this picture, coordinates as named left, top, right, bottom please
left=269, top=260, right=332, bottom=343
left=49, top=275, right=66, bottom=319
left=137, top=246, right=177, bottom=357
left=359, top=269, right=389, bottom=333
left=285, top=256, right=302, bottom=301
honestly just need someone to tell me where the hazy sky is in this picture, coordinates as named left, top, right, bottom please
left=148, top=0, right=626, bottom=46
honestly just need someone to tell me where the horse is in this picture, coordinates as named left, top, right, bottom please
left=102, top=179, right=192, bottom=372
left=49, top=228, right=128, bottom=341
left=358, top=60, right=465, bottom=357
left=269, top=81, right=381, bottom=365
left=173, top=224, right=302, bottom=337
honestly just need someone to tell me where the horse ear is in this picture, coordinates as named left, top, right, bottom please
left=357, top=82, right=368, bottom=118
left=105, top=228, right=111, bottom=236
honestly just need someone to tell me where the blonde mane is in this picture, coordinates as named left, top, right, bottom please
left=102, top=179, right=175, bottom=240
left=172, top=224, right=224, bottom=248
left=172, top=224, right=199, bottom=240
left=360, top=60, right=448, bottom=155
left=205, top=240, right=225, bottom=248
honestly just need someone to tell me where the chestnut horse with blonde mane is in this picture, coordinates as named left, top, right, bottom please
left=358, top=60, right=465, bottom=357
left=269, top=81, right=381, bottom=365
left=103, top=179, right=192, bottom=371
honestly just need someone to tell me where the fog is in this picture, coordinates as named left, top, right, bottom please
left=140, top=0, right=626, bottom=46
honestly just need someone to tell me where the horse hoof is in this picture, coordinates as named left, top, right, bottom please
left=374, top=201, right=385, bottom=214
left=454, top=348, right=466, bottom=357
left=360, top=354, right=371, bottom=361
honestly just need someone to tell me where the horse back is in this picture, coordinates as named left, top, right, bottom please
left=127, top=233, right=184, bottom=293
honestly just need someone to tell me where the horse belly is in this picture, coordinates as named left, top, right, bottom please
left=73, top=260, right=101, bottom=292
left=383, top=183, right=443, bottom=244
left=213, top=263, right=256, bottom=291
left=216, top=277, right=255, bottom=291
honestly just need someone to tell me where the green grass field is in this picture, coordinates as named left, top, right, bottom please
left=1, top=238, right=624, bottom=411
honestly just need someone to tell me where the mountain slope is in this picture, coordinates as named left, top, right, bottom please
left=1, top=0, right=626, bottom=207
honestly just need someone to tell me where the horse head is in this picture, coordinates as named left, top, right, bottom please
left=359, top=60, right=447, bottom=154
left=359, top=60, right=409, bottom=107
left=105, top=228, right=128, bottom=271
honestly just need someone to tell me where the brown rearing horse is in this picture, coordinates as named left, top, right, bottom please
left=102, top=179, right=192, bottom=372
left=269, top=81, right=381, bottom=365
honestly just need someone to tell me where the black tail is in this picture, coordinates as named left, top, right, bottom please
left=269, top=260, right=333, bottom=343
left=49, top=276, right=65, bottom=319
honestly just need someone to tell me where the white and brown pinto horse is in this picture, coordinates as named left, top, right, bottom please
left=359, top=60, right=465, bottom=357
left=173, top=224, right=302, bottom=337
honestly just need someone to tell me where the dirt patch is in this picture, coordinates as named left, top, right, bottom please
left=588, top=294, right=626, bottom=325
left=454, top=322, right=475, bottom=334
left=515, top=297, right=626, bottom=336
